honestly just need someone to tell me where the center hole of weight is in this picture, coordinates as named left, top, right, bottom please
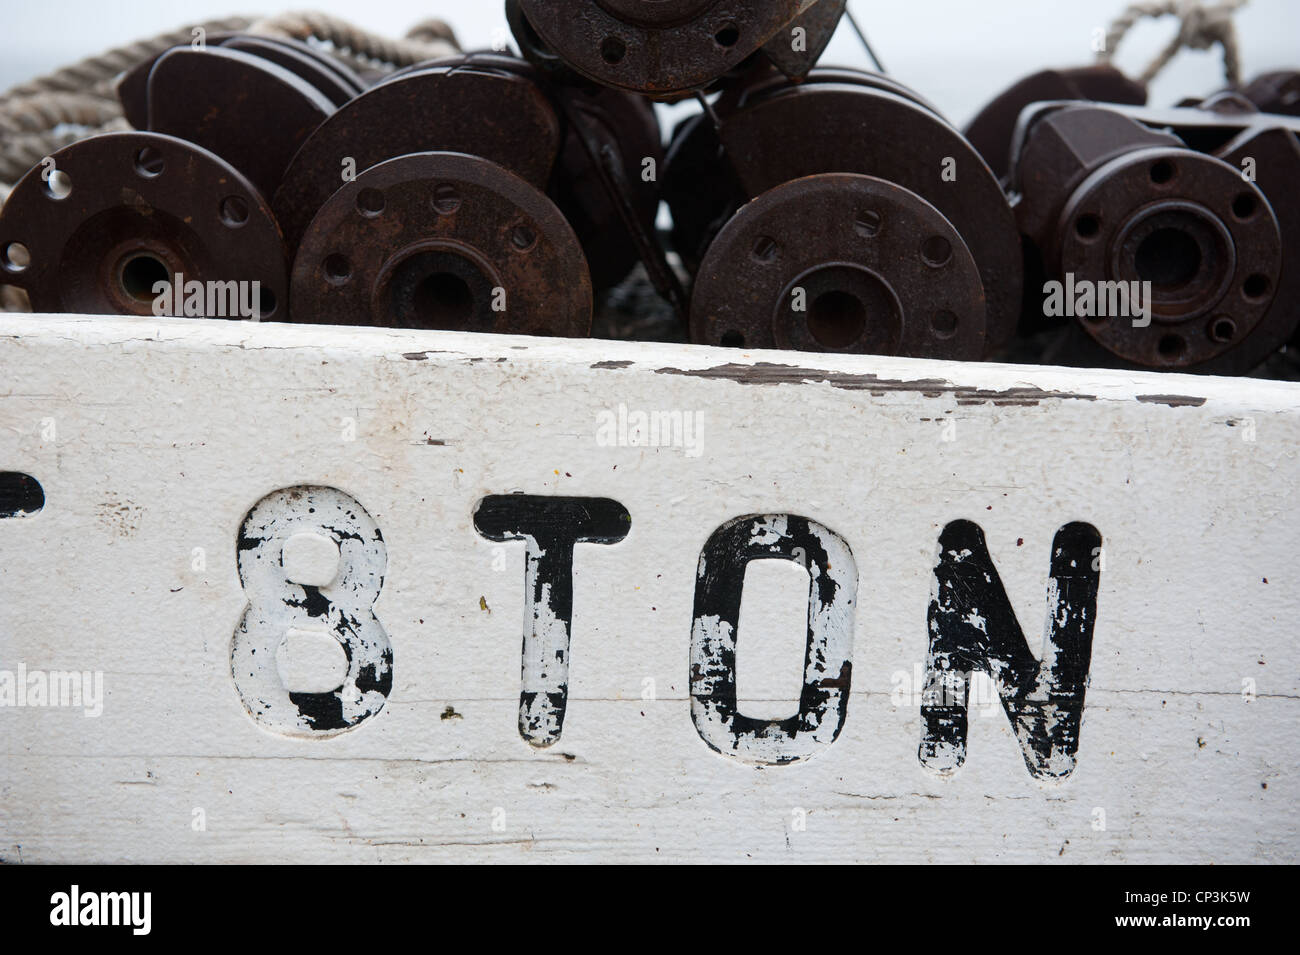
left=1134, top=227, right=1201, bottom=291
left=808, top=289, right=867, bottom=349
left=414, top=271, right=474, bottom=327
left=120, top=253, right=169, bottom=303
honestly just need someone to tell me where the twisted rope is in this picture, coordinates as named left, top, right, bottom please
left=0, top=17, right=256, bottom=104
left=0, top=91, right=124, bottom=136
left=1098, top=0, right=1250, bottom=86
left=0, top=117, right=133, bottom=184
left=248, top=11, right=458, bottom=70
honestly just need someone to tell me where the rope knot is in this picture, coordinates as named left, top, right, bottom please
left=1100, top=0, right=1250, bottom=87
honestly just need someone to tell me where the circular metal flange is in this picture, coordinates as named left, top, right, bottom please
left=273, top=65, right=563, bottom=249
left=146, top=46, right=336, bottom=201
left=0, top=131, right=287, bottom=318
left=290, top=151, right=592, bottom=336
left=690, top=173, right=987, bottom=358
left=1058, top=146, right=1281, bottom=370
left=118, top=35, right=363, bottom=131
left=708, top=77, right=1023, bottom=354
left=375, top=51, right=663, bottom=290
left=516, top=0, right=813, bottom=96
left=664, top=67, right=945, bottom=274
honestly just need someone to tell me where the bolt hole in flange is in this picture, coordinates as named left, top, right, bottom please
left=601, top=36, right=627, bottom=64
left=510, top=224, right=537, bottom=252
left=356, top=188, right=386, bottom=217
left=921, top=235, right=953, bottom=268
left=931, top=310, right=960, bottom=339
left=752, top=235, right=778, bottom=262
left=1209, top=316, right=1237, bottom=343
left=855, top=210, right=882, bottom=238
left=119, top=253, right=169, bottom=303
left=2, top=241, right=30, bottom=272
left=1232, top=193, right=1259, bottom=221
left=323, top=253, right=352, bottom=284
left=1075, top=214, right=1101, bottom=240
left=0, top=472, right=44, bottom=518
left=1150, top=159, right=1176, bottom=185
left=219, top=195, right=250, bottom=228
left=44, top=170, right=72, bottom=200
left=1243, top=273, right=1271, bottom=301
left=714, top=23, right=740, bottom=48
left=134, top=146, right=165, bottom=178
left=432, top=184, right=461, bottom=216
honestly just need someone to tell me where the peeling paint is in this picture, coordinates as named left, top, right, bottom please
left=654, top=362, right=1099, bottom=405
left=1136, top=394, right=1208, bottom=408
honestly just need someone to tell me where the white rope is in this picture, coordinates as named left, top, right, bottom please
left=1098, top=0, right=1250, bottom=86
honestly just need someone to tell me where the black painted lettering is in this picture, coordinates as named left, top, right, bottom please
left=921, top=520, right=1102, bottom=779
left=473, top=495, right=630, bottom=747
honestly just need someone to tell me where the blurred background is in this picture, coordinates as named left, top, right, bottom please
left=1, top=0, right=1297, bottom=125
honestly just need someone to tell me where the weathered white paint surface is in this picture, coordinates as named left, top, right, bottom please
left=0, top=313, right=1296, bottom=863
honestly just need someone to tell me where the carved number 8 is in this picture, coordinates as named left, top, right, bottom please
left=231, top=486, right=391, bottom=736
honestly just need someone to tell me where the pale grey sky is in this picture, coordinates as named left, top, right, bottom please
left=1, top=1, right=1296, bottom=126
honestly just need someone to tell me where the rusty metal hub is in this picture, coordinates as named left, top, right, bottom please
left=1059, top=148, right=1279, bottom=368
left=290, top=151, right=592, bottom=335
left=514, top=0, right=824, bottom=96
left=0, top=131, right=287, bottom=317
left=1011, top=103, right=1299, bottom=373
left=274, top=62, right=563, bottom=249
left=691, top=173, right=986, bottom=357
left=665, top=67, right=1022, bottom=355
left=144, top=46, right=337, bottom=201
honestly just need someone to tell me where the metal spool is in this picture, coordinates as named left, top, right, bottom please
left=379, top=51, right=664, bottom=292
left=272, top=64, right=563, bottom=250
left=145, top=46, right=337, bottom=200
left=1012, top=104, right=1300, bottom=374
left=0, top=132, right=287, bottom=319
left=665, top=68, right=1022, bottom=354
left=663, top=66, right=948, bottom=272
left=1058, top=148, right=1279, bottom=369
left=118, top=34, right=365, bottom=130
left=289, top=151, right=592, bottom=336
left=514, top=0, right=818, bottom=96
left=690, top=173, right=987, bottom=358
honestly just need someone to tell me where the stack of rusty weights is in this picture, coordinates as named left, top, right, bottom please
left=1, top=1, right=1298, bottom=377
